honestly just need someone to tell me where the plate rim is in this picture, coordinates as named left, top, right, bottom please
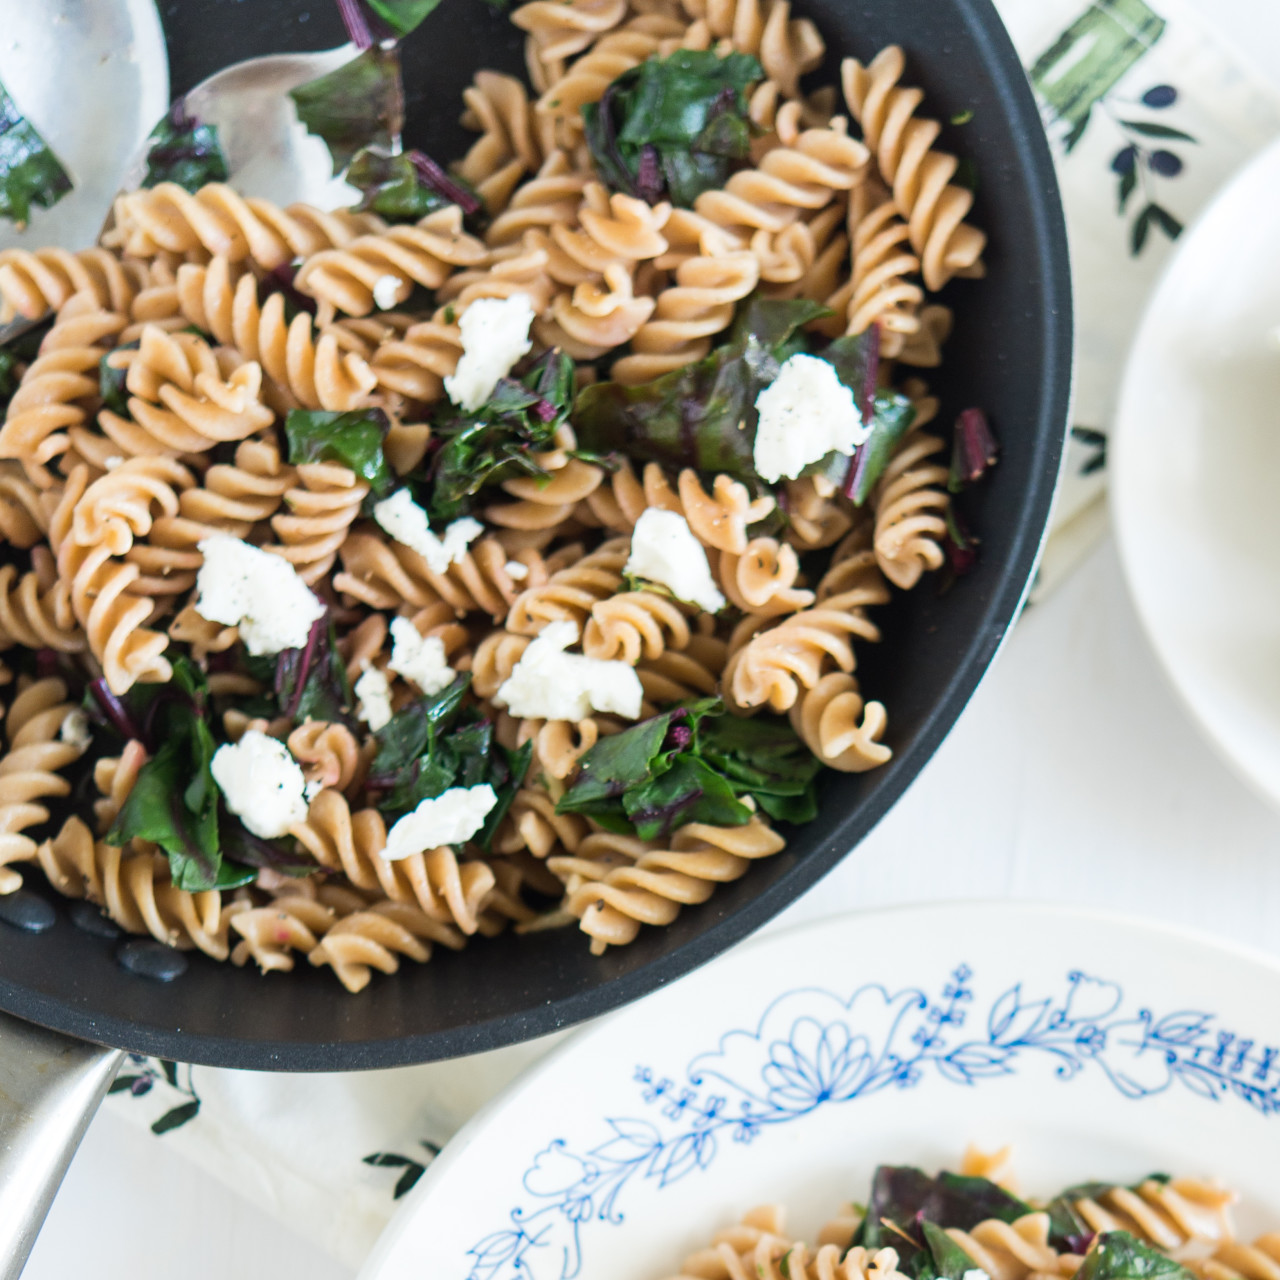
left=359, top=898, right=1280, bottom=1279
left=1111, top=133, right=1280, bottom=812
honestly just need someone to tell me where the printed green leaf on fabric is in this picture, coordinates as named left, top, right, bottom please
left=0, top=78, right=72, bottom=225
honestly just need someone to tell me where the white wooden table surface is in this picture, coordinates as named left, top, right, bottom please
left=23, top=1, right=1280, bottom=1276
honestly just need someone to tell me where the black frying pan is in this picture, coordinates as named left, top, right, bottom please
left=0, top=0, right=1069, bottom=1264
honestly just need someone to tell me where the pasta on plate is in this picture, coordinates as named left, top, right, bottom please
left=0, top=0, right=996, bottom=989
left=656, top=1151, right=1264, bottom=1280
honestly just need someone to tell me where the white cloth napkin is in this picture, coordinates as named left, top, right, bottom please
left=100, top=0, right=1280, bottom=1269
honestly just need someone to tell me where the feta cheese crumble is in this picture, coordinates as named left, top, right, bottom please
left=752, top=352, right=867, bottom=483
left=443, top=293, right=535, bottom=411
left=494, top=620, right=643, bottom=722
left=211, top=729, right=310, bottom=839
left=625, top=509, right=725, bottom=613
left=354, top=665, right=393, bottom=732
left=387, top=617, right=454, bottom=695
left=504, top=560, right=529, bottom=581
left=382, top=784, right=498, bottom=861
left=59, top=707, right=92, bottom=751
left=372, top=274, right=405, bottom=311
left=195, top=535, right=325, bottom=656
left=962, top=1270, right=991, bottom=1280
left=373, top=489, right=483, bottom=576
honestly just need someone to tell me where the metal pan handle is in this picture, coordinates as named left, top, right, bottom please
left=0, top=1010, right=123, bottom=1278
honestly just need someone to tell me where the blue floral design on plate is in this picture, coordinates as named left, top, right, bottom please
left=464, top=965, right=1280, bottom=1280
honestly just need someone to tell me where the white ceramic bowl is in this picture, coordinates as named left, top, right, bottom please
left=1113, top=137, right=1280, bottom=809
left=361, top=903, right=1280, bottom=1279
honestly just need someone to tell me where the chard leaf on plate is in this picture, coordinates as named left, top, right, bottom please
left=285, top=407, right=394, bottom=498
left=142, top=101, right=229, bottom=192
left=583, top=50, right=761, bottom=206
left=922, top=1221, right=980, bottom=1280
left=573, top=295, right=830, bottom=484
left=1075, top=1234, right=1197, bottom=1280
left=422, top=348, right=575, bottom=521
left=290, top=46, right=404, bottom=175
left=347, top=147, right=450, bottom=221
left=274, top=618, right=358, bottom=729
left=0, top=78, right=72, bottom=225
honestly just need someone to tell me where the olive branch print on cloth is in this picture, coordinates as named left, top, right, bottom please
left=1030, top=0, right=1196, bottom=256
left=464, top=965, right=1280, bottom=1280
left=108, top=1055, right=203, bottom=1134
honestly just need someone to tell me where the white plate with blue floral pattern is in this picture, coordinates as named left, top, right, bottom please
left=359, top=903, right=1280, bottom=1280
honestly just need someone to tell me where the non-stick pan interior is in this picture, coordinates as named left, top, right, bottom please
left=0, top=0, right=1069, bottom=1069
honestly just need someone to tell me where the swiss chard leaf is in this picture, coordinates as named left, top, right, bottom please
left=361, top=0, right=443, bottom=36
left=368, top=674, right=471, bottom=814
left=583, top=50, right=761, bottom=206
left=0, top=348, right=21, bottom=412
left=142, top=101, right=229, bottom=193
left=274, top=618, right=357, bottom=728
left=285, top=407, right=394, bottom=498
left=422, top=347, right=575, bottom=521
left=862, top=1166, right=1033, bottom=1257
left=922, top=1221, right=980, bottom=1280
left=477, top=739, right=533, bottom=852
left=1075, top=1234, right=1197, bottom=1280
left=106, top=710, right=222, bottom=893
left=842, top=391, right=917, bottom=506
left=557, top=698, right=815, bottom=839
left=0, top=78, right=72, bottom=225
left=290, top=46, right=404, bottom=176
left=573, top=295, right=830, bottom=484
left=347, top=147, right=450, bottom=221
left=218, top=811, right=315, bottom=876
left=99, top=340, right=139, bottom=418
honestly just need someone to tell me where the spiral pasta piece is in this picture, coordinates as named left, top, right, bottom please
left=0, top=294, right=127, bottom=486
left=0, top=551, right=83, bottom=654
left=294, top=205, right=489, bottom=318
left=92, top=739, right=148, bottom=835
left=0, top=462, right=52, bottom=547
left=841, top=46, right=986, bottom=290
left=871, top=428, right=949, bottom=590
left=458, top=71, right=550, bottom=212
left=52, top=465, right=174, bottom=693
left=0, top=246, right=142, bottom=322
left=307, top=899, right=467, bottom=993
left=107, top=183, right=383, bottom=270
left=513, top=0, right=630, bottom=79
left=290, top=788, right=498, bottom=936
left=35, top=816, right=233, bottom=959
left=287, top=721, right=364, bottom=794
left=583, top=589, right=691, bottom=663
left=494, top=785, right=590, bottom=857
left=97, top=325, right=275, bottom=458
left=714, top=537, right=813, bottom=616
left=551, top=816, right=785, bottom=951
left=485, top=456, right=607, bottom=532
left=788, top=670, right=889, bottom=772
left=483, top=150, right=594, bottom=248
left=684, top=0, right=824, bottom=97
left=264, top=461, right=368, bottom=586
left=505, top=536, right=628, bottom=635
left=174, top=257, right=377, bottom=412
left=1066, top=1180, right=1236, bottom=1254
left=0, top=678, right=91, bottom=894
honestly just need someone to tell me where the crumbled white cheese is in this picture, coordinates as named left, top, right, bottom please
left=304, top=779, right=324, bottom=802
left=752, top=352, right=867, bottom=483
left=373, top=489, right=484, bottom=575
left=494, top=619, right=643, bottom=722
left=354, top=665, right=393, bottom=732
left=962, top=1270, right=991, bottom=1280
left=195, top=535, right=325, bottom=656
left=387, top=617, right=454, bottom=695
left=59, top=707, right=92, bottom=752
left=211, top=729, right=310, bottom=839
left=382, top=784, right=498, bottom=860
left=443, top=293, right=535, bottom=411
left=373, top=274, right=405, bottom=310
left=504, top=560, right=529, bottom=581
left=625, top=508, right=725, bottom=613
left=104, top=455, right=124, bottom=470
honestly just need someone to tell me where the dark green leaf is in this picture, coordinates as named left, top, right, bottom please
left=99, top=345, right=134, bottom=417
left=1117, top=164, right=1137, bottom=213
left=285, top=408, right=394, bottom=498
left=477, top=739, right=533, bottom=852
left=108, top=1075, right=143, bottom=1094
left=0, top=78, right=72, bottom=225
left=1075, top=1234, right=1197, bottom=1280
left=218, top=811, right=314, bottom=876
left=142, top=102, right=229, bottom=193
left=369, top=674, right=470, bottom=780
left=557, top=711, right=675, bottom=814
left=923, top=1221, right=979, bottom=1280
left=423, top=348, right=575, bottom=521
left=151, top=1099, right=201, bottom=1135
left=394, top=1164, right=426, bottom=1198
left=1119, top=120, right=1196, bottom=142
left=364, top=1152, right=416, bottom=1168
left=573, top=296, right=829, bottom=484
left=347, top=147, right=450, bottom=221
left=1131, top=203, right=1155, bottom=255
left=584, top=50, right=762, bottom=206
left=843, top=392, right=916, bottom=506
left=626, top=753, right=752, bottom=839
left=290, top=47, right=404, bottom=176
left=160, top=1060, right=181, bottom=1088
left=1149, top=203, right=1182, bottom=241
left=698, top=713, right=822, bottom=799
left=362, top=0, right=443, bottom=36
